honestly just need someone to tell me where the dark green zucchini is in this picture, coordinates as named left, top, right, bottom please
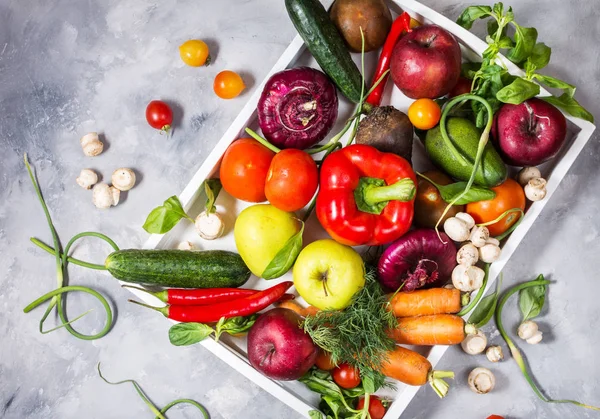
left=106, top=249, right=251, bottom=288
left=286, top=0, right=363, bottom=103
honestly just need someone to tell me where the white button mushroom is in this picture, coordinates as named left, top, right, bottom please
left=177, top=241, right=196, bottom=250
left=444, top=217, right=470, bottom=242
left=80, top=132, right=104, bottom=157
left=455, top=212, right=475, bottom=229
left=92, top=183, right=120, bottom=209
left=524, top=177, right=547, bottom=202
left=470, top=225, right=490, bottom=247
left=457, top=243, right=479, bottom=266
left=76, top=169, right=98, bottom=189
left=517, top=320, right=539, bottom=340
left=526, top=331, right=543, bottom=344
left=468, top=367, right=496, bottom=394
left=486, top=345, right=504, bottom=363
left=195, top=211, right=225, bottom=240
left=461, top=329, right=487, bottom=355
left=517, top=166, right=542, bottom=187
left=452, top=264, right=485, bottom=292
left=486, top=237, right=500, bottom=247
left=479, top=243, right=502, bottom=263
left=111, top=168, right=136, bottom=191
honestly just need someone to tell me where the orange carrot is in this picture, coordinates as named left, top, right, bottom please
left=381, top=346, right=454, bottom=397
left=388, top=288, right=462, bottom=317
left=389, top=314, right=474, bottom=345
left=276, top=300, right=320, bottom=318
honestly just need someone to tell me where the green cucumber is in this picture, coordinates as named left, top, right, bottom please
left=286, top=0, right=363, bottom=103
left=106, top=249, right=251, bottom=288
left=425, top=117, right=507, bottom=187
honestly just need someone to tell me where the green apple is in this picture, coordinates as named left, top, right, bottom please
left=234, top=204, right=301, bottom=278
left=293, top=239, right=365, bottom=310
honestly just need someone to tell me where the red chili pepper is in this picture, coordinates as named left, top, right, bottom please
left=365, top=12, right=412, bottom=107
left=129, top=281, right=294, bottom=323
left=123, top=285, right=258, bottom=305
left=316, top=144, right=416, bottom=246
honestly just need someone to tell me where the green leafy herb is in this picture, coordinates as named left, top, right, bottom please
left=97, top=363, right=209, bottom=419
left=495, top=276, right=600, bottom=411
left=519, top=275, right=547, bottom=322
left=309, top=410, right=325, bottom=419
left=497, top=77, right=540, bottom=104
left=143, top=195, right=194, bottom=234
left=303, top=267, right=396, bottom=389
left=262, top=222, right=304, bottom=280
left=418, top=173, right=496, bottom=205
left=204, top=179, right=222, bottom=214
left=214, top=314, right=258, bottom=340
left=168, top=315, right=258, bottom=346
left=468, top=273, right=502, bottom=328
left=457, top=2, right=593, bottom=124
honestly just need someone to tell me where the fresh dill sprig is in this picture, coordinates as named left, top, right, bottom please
left=303, top=266, right=396, bottom=387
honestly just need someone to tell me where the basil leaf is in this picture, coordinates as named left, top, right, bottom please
left=507, top=25, right=537, bottom=64
left=534, top=74, right=575, bottom=98
left=168, top=323, right=213, bottom=346
left=300, top=374, right=344, bottom=401
left=528, top=43, right=551, bottom=70
left=487, top=19, right=499, bottom=36
left=309, top=410, right=323, bottom=419
left=496, top=77, right=540, bottom=104
left=214, top=314, right=258, bottom=340
left=542, top=94, right=594, bottom=123
left=519, top=275, right=547, bottom=322
left=204, top=179, right=222, bottom=214
left=143, top=196, right=193, bottom=234
left=456, top=5, right=492, bottom=29
left=461, top=62, right=481, bottom=79
left=469, top=275, right=502, bottom=328
left=481, top=64, right=504, bottom=76
left=497, top=36, right=514, bottom=49
left=262, top=222, right=304, bottom=279
left=439, top=182, right=496, bottom=205
left=492, top=2, right=504, bottom=17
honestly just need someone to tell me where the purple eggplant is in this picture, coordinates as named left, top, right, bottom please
left=378, top=229, right=457, bottom=292
left=257, top=67, right=338, bottom=150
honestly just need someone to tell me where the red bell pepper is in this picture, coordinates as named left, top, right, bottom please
left=316, top=145, right=416, bottom=246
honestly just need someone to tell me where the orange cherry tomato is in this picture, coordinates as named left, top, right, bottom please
left=265, top=149, right=318, bottom=212
left=214, top=70, right=245, bottom=99
left=179, top=40, right=210, bottom=67
left=315, top=350, right=336, bottom=371
left=408, top=98, right=441, bottom=130
left=466, top=178, right=526, bottom=236
left=356, top=396, right=386, bottom=419
left=219, top=138, right=275, bottom=202
left=332, top=363, right=361, bottom=389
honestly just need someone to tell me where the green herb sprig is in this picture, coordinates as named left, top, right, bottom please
left=457, top=2, right=593, bottom=124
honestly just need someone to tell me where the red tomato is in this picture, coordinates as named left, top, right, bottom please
left=220, top=138, right=275, bottom=202
left=265, top=149, right=318, bottom=212
left=466, top=178, right=526, bottom=236
left=214, top=70, right=245, bottom=99
left=449, top=77, right=473, bottom=98
left=356, top=396, right=386, bottom=419
left=486, top=416, right=505, bottom=419
left=332, top=363, right=361, bottom=389
left=146, top=100, right=173, bottom=132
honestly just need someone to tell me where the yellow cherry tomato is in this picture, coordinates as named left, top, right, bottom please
left=410, top=18, right=421, bottom=28
left=408, top=98, right=442, bottom=130
left=214, top=70, right=246, bottom=99
left=179, top=40, right=210, bottom=67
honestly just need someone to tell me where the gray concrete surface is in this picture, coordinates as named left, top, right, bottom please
left=1, top=0, right=599, bottom=418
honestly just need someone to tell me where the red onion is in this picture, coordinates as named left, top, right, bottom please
left=257, top=67, right=338, bottom=150
left=378, top=229, right=457, bottom=292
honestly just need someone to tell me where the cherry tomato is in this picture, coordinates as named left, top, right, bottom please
left=314, top=350, right=336, bottom=371
left=332, top=363, right=361, bottom=389
left=179, top=40, right=210, bottom=67
left=486, top=416, right=505, bottom=419
left=356, top=396, right=386, bottom=419
left=408, top=98, right=441, bottom=130
left=466, top=178, right=526, bottom=236
left=265, top=149, right=318, bottom=212
left=219, top=138, right=275, bottom=202
left=214, top=70, right=245, bottom=99
left=146, top=100, right=173, bottom=133
left=449, top=76, right=473, bottom=98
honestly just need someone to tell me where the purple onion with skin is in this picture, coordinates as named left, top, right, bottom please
left=378, top=229, right=457, bottom=292
left=257, top=67, right=338, bottom=150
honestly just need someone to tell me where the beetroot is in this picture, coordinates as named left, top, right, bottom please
left=378, top=229, right=457, bottom=292
left=257, top=67, right=338, bottom=150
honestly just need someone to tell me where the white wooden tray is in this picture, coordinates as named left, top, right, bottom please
left=134, top=0, right=597, bottom=417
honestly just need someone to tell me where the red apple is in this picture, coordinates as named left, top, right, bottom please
left=247, top=308, right=318, bottom=381
left=449, top=76, right=472, bottom=98
left=390, top=25, right=461, bottom=99
left=493, top=98, right=567, bottom=166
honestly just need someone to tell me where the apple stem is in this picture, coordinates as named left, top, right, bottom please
left=259, top=346, right=276, bottom=367
left=322, top=279, right=328, bottom=297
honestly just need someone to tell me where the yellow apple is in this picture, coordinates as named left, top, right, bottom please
left=293, top=239, right=365, bottom=310
left=234, top=204, right=301, bottom=278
